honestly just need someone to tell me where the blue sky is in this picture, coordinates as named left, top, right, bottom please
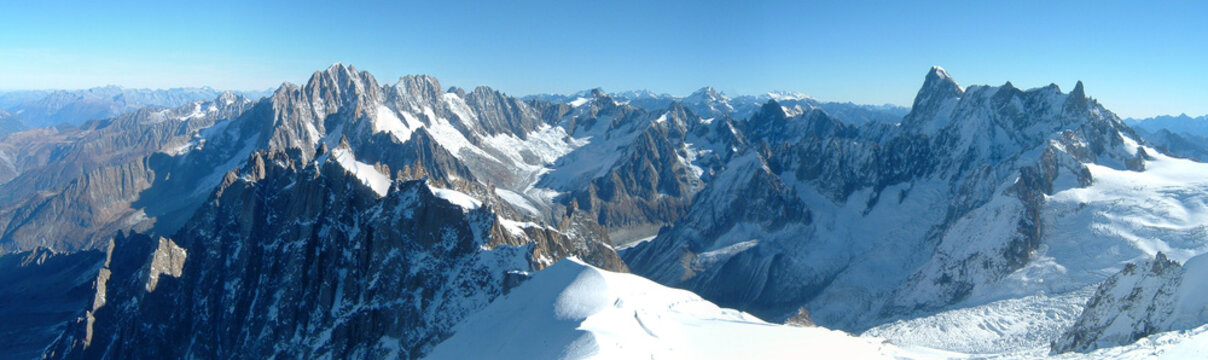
left=1, top=0, right=1205, bottom=118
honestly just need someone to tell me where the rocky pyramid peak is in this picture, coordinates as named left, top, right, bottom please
left=913, top=66, right=965, bottom=107
left=928, top=65, right=954, bottom=81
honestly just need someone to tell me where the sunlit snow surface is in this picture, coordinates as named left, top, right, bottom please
left=1010, top=147, right=1208, bottom=296
left=425, top=258, right=1208, bottom=359
left=428, top=185, right=481, bottom=210
left=373, top=103, right=420, bottom=142
left=862, top=144, right=1208, bottom=358
left=425, top=258, right=951, bottom=360
left=1046, top=324, right=1208, bottom=359
left=866, top=287, right=1094, bottom=354
left=330, top=147, right=391, bottom=197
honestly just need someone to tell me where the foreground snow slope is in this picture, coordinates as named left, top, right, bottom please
left=427, top=257, right=1208, bottom=359
left=1046, top=323, right=1208, bottom=359
left=425, top=258, right=949, bottom=360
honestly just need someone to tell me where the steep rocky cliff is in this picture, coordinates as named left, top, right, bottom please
left=46, top=148, right=623, bottom=359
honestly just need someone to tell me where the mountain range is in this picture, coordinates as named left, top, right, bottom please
left=526, top=87, right=909, bottom=126
left=2, top=64, right=1208, bottom=359
left=1123, top=114, right=1208, bottom=162
left=0, top=86, right=272, bottom=134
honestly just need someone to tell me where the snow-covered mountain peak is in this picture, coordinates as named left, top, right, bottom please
left=613, top=89, right=667, bottom=99
left=922, top=65, right=962, bottom=93
left=215, top=90, right=242, bottom=105
left=928, top=65, right=955, bottom=81
left=765, top=90, right=811, bottom=102
left=685, top=86, right=727, bottom=103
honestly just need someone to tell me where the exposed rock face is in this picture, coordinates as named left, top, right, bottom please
left=45, top=148, right=624, bottom=359
left=622, top=150, right=812, bottom=318
left=536, top=95, right=739, bottom=243
left=463, top=86, right=545, bottom=138
left=144, top=237, right=186, bottom=292
left=1052, top=253, right=1208, bottom=353
left=0, top=95, right=255, bottom=253
left=565, top=104, right=727, bottom=240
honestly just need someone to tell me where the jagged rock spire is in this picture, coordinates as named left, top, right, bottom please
left=901, top=66, right=966, bottom=131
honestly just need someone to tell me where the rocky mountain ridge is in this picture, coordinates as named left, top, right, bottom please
left=45, top=146, right=624, bottom=359
left=1052, top=252, right=1208, bottom=353
left=624, top=66, right=1169, bottom=333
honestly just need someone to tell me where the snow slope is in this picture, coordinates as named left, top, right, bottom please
left=425, top=258, right=949, bottom=360
left=1042, top=146, right=1208, bottom=273
left=330, top=147, right=391, bottom=197
left=961, top=143, right=1208, bottom=311
left=865, top=287, right=1094, bottom=354
left=428, top=185, right=482, bottom=210
left=1047, top=323, right=1208, bottom=359
left=426, top=257, right=1208, bottom=359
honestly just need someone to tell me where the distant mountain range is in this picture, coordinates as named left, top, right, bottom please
left=1126, top=113, right=1208, bottom=138
left=526, top=87, right=909, bottom=126
left=4, top=64, right=1208, bottom=359
left=1125, top=114, right=1208, bottom=161
left=0, top=86, right=271, bottom=134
